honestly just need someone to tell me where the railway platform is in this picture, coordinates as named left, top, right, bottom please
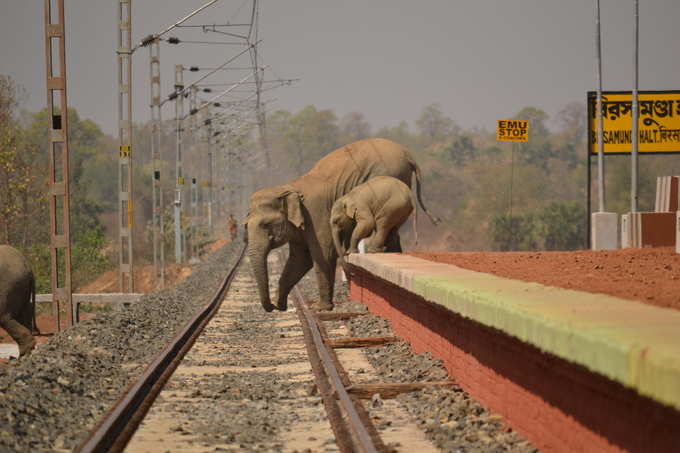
left=346, top=253, right=680, bottom=453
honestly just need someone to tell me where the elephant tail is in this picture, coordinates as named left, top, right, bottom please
left=409, top=157, right=441, bottom=226
left=30, top=271, right=40, bottom=335
left=412, top=195, right=419, bottom=247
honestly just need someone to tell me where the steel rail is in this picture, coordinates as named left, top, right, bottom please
left=275, top=251, right=382, bottom=453
left=77, top=244, right=247, bottom=453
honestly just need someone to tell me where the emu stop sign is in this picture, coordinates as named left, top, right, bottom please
left=497, top=120, right=529, bottom=142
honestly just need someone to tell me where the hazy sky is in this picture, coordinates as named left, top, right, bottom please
left=1, top=1, right=679, bottom=135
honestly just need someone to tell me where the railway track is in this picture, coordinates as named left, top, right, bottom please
left=73, top=245, right=468, bottom=453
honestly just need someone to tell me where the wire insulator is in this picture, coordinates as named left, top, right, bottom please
left=189, top=108, right=198, bottom=116
left=189, top=66, right=199, bottom=72
left=203, top=88, right=212, bottom=93
left=204, top=119, right=212, bottom=126
left=168, top=92, right=178, bottom=101
left=214, top=131, right=222, bottom=137
left=140, top=34, right=156, bottom=47
left=167, top=36, right=181, bottom=45
left=213, top=102, right=221, bottom=107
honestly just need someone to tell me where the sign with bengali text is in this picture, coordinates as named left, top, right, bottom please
left=588, top=91, right=680, bottom=154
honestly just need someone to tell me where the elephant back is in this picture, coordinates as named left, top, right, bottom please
left=300, top=138, right=415, bottom=202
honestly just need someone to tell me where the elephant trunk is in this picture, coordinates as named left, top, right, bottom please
left=331, top=225, right=346, bottom=264
left=247, top=239, right=276, bottom=313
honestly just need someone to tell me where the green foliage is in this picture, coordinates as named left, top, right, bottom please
left=490, top=213, right=539, bottom=251
left=491, top=202, right=586, bottom=251
left=70, top=225, right=112, bottom=289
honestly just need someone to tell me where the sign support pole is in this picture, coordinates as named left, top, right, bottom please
left=631, top=0, right=640, bottom=213
left=44, top=0, right=74, bottom=329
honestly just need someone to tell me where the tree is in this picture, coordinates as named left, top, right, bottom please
left=534, top=202, right=585, bottom=250
left=338, top=112, right=371, bottom=145
left=415, top=104, right=457, bottom=147
left=514, top=106, right=554, bottom=168
left=446, top=133, right=476, bottom=165
left=272, top=105, right=339, bottom=175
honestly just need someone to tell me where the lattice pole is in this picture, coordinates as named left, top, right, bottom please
left=206, top=114, right=214, bottom=235
left=189, top=86, right=198, bottom=260
left=117, top=0, right=134, bottom=292
left=173, top=65, right=184, bottom=264
left=43, top=0, right=74, bottom=330
left=149, top=38, right=165, bottom=288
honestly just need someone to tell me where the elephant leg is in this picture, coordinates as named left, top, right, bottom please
left=366, top=225, right=390, bottom=253
left=276, top=243, right=313, bottom=311
left=348, top=220, right=373, bottom=254
left=0, top=314, right=35, bottom=357
left=384, top=230, right=403, bottom=253
left=309, top=254, right=337, bottom=312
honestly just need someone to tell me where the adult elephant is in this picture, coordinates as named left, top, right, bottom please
left=246, top=138, right=439, bottom=312
left=0, top=245, right=38, bottom=357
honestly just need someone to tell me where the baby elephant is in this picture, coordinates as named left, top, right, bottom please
left=330, top=176, right=414, bottom=261
left=0, top=245, right=37, bottom=357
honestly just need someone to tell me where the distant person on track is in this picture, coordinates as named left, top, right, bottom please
left=228, top=214, right=238, bottom=242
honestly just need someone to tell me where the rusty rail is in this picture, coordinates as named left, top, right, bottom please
left=77, top=244, right=246, bottom=453
left=279, top=249, right=384, bottom=453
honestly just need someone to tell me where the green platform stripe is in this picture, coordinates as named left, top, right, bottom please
left=347, top=254, right=680, bottom=410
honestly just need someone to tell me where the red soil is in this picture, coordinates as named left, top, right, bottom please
left=411, top=247, right=680, bottom=311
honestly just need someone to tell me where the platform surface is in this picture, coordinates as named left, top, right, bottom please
left=0, top=343, right=19, bottom=359
left=347, top=253, right=680, bottom=410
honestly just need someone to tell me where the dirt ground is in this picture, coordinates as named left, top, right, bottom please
left=411, top=247, right=680, bottom=311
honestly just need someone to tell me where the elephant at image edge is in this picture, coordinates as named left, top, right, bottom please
left=0, top=245, right=38, bottom=357
left=246, top=138, right=439, bottom=312
left=330, top=176, right=414, bottom=263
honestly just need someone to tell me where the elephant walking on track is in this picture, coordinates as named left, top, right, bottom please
left=0, top=245, right=38, bottom=357
left=245, top=138, right=439, bottom=312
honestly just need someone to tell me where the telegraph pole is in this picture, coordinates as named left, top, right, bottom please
left=117, top=0, right=134, bottom=292
left=174, top=65, right=185, bottom=263
left=149, top=38, right=165, bottom=287
left=43, top=0, right=74, bottom=329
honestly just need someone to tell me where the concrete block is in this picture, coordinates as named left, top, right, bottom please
left=655, top=176, right=680, bottom=212
left=591, top=212, right=618, bottom=250
left=622, top=212, right=676, bottom=248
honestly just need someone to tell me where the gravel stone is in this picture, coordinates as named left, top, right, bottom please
left=0, top=242, right=243, bottom=451
left=298, top=272, right=539, bottom=452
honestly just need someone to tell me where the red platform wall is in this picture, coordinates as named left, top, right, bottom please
left=347, top=266, right=680, bottom=453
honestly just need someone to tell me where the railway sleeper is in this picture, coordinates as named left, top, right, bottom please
left=344, top=381, right=458, bottom=400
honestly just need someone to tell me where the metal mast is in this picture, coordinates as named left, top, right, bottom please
left=117, top=0, right=134, bottom=292
left=43, top=0, right=74, bottom=329
left=594, top=0, right=605, bottom=213
left=149, top=38, right=165, bottom=287
left=631, top=0, right=640, bottom=212
left=174, top=64, right=185, bottom=263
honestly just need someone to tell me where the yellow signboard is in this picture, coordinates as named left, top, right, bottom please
left=497, top=120, right=529, bottom=142
left=588, top=91, right=680, bottom=154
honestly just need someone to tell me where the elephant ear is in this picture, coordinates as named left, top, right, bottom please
left=279, top=189, right=304, bottom=229
left=344, top=199, right=358, bottom=220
